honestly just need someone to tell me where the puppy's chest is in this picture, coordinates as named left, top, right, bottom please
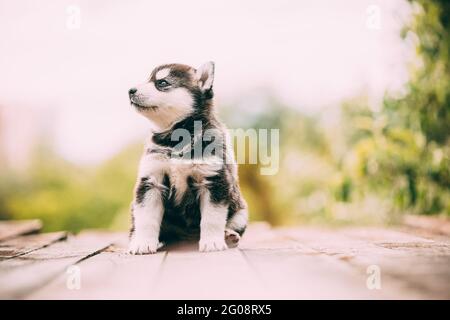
left=167, top=162, right=219, bottom=202
left=169, top=164, right=193, bottom=198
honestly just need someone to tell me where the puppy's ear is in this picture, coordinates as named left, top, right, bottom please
left=196, top=61, right=215, bottom=92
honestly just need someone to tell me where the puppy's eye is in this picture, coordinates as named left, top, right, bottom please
left=156, top=79, right=170, bottom=88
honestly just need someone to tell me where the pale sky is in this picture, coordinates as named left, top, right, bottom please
left=0, top=0, right=413, bottom=165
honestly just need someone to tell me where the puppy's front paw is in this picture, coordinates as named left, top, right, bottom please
left=128, top=236, right=159, bottom=255
left=199, top=237, right=228, bottom=252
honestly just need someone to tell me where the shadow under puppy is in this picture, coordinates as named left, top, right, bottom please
left=128, top=62, right=248, bottom=254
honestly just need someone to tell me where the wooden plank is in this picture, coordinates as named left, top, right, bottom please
left=242, top=248, right=391, bottom=299
left=152, top=223, right=310, bottom=299
left=29, top=234, right=167, bottom=299
left=281, top=227, right=410, bottom=260
left=0, top=219, right=42, bottom=242
left=155, top=242, right=266, bottom=299
left=0, top=231, right=67, bottom=259
left=283, top=227, right=450, bottom=299
left=151, top=224, right=280, bottom=299
left=339, top=227, right=435, bottom=245
left=236, top=226, right=391, bottom=299
left=239, top=222, right=308, bottom=251
left=0, top=232, right=113, bottom=299
left=403, top=214, right=450, bottom=236
left=339, top=227, right=450, bottom=299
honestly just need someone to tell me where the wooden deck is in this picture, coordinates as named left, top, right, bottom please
left=0, top=220, right=449, bottom=299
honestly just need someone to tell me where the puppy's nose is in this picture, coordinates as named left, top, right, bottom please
left=128, top=88, right=137, bottom=96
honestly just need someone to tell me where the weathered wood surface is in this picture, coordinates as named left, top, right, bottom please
left=29, top=234, right=166, bottom=299
left=0, top=232, right=112, bottom=299
left=0, top=220, right=42, bottom=242
left=403, top=214, right=450, bottom=236
left=0, top=222, right=449, bottom=299
left=0, top=231, right=67, bottom=259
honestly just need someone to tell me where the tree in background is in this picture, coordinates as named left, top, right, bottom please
left=339, top=0, right=449, bottom=216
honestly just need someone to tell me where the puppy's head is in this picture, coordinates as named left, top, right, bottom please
left=129, top=62, right=215, bottom=128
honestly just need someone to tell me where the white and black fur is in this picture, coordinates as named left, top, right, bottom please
left=128, top=62, right=248, bottom=254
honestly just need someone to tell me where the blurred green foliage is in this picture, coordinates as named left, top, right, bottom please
left=0, top=0, right=448, bottom=231
left=232, top=0, right=450, bottom=225
left=0, top=143, right=140, bottom=232
left=375, top=0, right=450, bottom=215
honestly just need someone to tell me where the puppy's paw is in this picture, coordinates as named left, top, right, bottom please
left=199, top=237, right=228, bottom=252
left=128, top=236, right=159, bottom=255
left=225, top=229, right=240, bottom=248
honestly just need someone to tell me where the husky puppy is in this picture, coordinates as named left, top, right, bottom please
left=128, top=62, right=248, bottom=254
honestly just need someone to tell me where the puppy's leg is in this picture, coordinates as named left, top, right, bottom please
left=129, top=175, right=165, bottom=255
left=199, top=189, right=228, bottom=252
